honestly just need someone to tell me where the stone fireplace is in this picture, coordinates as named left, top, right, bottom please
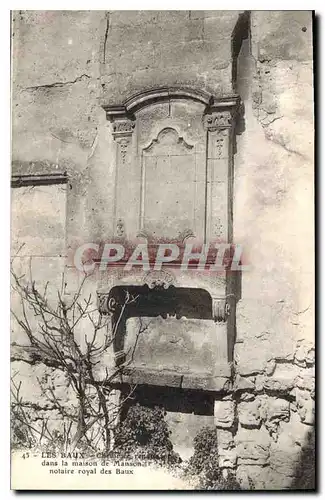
left=96, top=87, right=240, bottom=457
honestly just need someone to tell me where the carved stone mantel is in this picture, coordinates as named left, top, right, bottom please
left=99, top=87, right=241, bottom=387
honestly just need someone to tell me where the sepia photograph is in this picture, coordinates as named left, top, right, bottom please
left=10, top=9, right=315, bottom=491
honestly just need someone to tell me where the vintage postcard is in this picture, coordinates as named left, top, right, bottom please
left=10, top=10, right=315, bottom=490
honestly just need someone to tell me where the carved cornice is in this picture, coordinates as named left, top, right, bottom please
left=11, top=173, right=68, bottom=187
left=103, top=105, right=130, bottom=121
left=124, top=87, right=213, bottom=113
left=102, top=87, right=240, bottom=118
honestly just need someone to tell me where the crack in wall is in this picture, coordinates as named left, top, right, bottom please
left=103, top=11, right=110, bottom=64
left=263, top=130, right=307, bottom=160
left=24, top=74, right=91, bottom=91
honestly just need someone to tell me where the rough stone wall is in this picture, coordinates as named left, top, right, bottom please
left=230, top=11, right=314, bottom=489
left=11, top=10, right=314, bottom=489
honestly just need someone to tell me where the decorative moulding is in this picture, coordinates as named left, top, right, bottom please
left=102, top=86, right=240, bottom=120
left=11, top=172, right=68, bottom=188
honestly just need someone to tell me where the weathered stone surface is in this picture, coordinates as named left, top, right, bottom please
left=278, top=412, right=312, bottom=448
left=251, top=11, right=313, bottom=62
left=270, top=432, right=301, bottom=480
left=214, top=401, right=235, bottom=428
left=237, top=464, right=270, bottom=490
left=218, top=448, right=237, bottom=468
left=305, top=348, right=315, bottom=366
left=294, top=340, right=315, bottom=367
left=235, top=22, right=314, bottom=489
left=236, top=428, right=271, bottom=466
left=101, top=11, right=240, bottom=103
left=263, top=363, right=300, bottom=393
left=216, top=428, right=237, bottom=469
left=295, top=367, right=315, bottom=392
left=216, top=429, right=234, bottom=450
left=238, top=400, right=261, bottom=428
left=239, top=392, right=255, bottom=402
left=255, top=374, right=266, bottom=392
left=235, top=356, right=265, bottom=377
left=296, top=389, right=314, bottom=425
left=266, top=397, right=290, bottom=421
left=264, top=397, right=290, bottom=438
left=233, top=374, right=256, bottom=393
left=234, top=337, right=272, bottom=376
left=264, top=358, right=276, bottom=376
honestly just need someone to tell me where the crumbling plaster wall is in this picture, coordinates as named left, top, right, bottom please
left=227, top=11, right=314, bottom=489
left=11, top=10, right=314, bottom=489
left=11, top=10, right=111, bottom=446
left=100, top=10, right=241, bottom=103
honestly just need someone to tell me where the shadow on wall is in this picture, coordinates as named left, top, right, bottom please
left=291, top=422, right=316, bottom=490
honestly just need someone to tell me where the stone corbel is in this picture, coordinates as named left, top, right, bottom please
left=112, top=118, right=135, bottom=139
left=97, top=292, right=118, bottom=315
left=97, top=291, right=127, bottom=365
left=97, top=292, right=115, bottom=344
left=105, top=106, right=135, bottom=139
left=203, top=96, right=240, bottom=132
left=212, top=295, right=234, bottom=322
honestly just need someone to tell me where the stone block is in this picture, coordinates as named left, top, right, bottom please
left=214, top=400, right=235, bottom=428
left=237, top=465, right=270, bottom=490
left=263, top=363, right=300, bottom=393
left=216, top=429, right=234, bottom=450
left=236, top=428, right=270, bottom=466
left=263, top=359, right=276, bottom=376
left=296, top=390, right=314, bottom=425
left=240, top=392, right=256, bottom=402
left=218, top=448, right=237, bottom=468
left=294, top=340, right=315, bottom=367
left=237, top=441, right=270, bottom=466
left=238, top=400, right=261, bottom=428
left=233, top=374, right=256, bottom=393
left=264, top=397, right=290, bottom=437
left=235, top=343, right=267, bottom=376
left=295, top=367, right=315, bottom=392
left=255, top=374, right=266, bottom=392
left=278, top=412, right=312, bottom=448
left=270, top=441, right=301, bottom=479
left=266, top=397, right=290, bottom=422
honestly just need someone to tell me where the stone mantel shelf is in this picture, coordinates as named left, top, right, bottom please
left=107, top=365, right=232, bottom=393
